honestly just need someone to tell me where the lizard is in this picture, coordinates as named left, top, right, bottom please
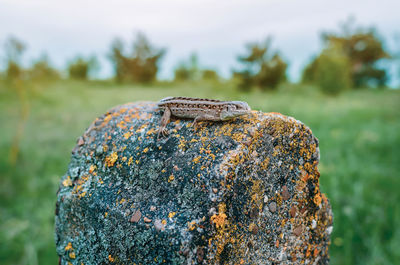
left=157, top=96, right=251, bottom=138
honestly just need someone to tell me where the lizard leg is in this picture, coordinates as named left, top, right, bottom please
left=193, top=114, right=220, bottom=130
left=158, top=107, right=171, bottom=139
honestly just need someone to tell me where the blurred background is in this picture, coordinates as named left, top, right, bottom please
left=0, top=0, right=399, bottom=264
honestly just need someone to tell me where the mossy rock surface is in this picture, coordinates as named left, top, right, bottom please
left=55, top=102, right=333, bottom=264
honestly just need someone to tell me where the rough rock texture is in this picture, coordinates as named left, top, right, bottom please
left=55, top=102, right=333, bottom=265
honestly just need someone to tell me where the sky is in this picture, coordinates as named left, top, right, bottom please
left=0, top=0, right=399, bottom=84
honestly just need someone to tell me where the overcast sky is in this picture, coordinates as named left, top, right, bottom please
left=0, top=0, right=399, bottom=83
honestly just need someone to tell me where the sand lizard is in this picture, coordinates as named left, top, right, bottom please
left=157, top=97, right=251, bottom=138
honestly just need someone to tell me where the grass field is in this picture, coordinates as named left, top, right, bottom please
left=0, top=80, right=399, bottom=264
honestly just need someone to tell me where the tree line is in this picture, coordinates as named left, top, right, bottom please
left=1, top=20, right=395, bottom=94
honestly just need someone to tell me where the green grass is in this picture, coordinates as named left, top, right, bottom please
left=0, top=80, right=399, bottom=264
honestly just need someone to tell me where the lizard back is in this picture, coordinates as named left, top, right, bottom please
left=158, top=97, right=251, bottom=119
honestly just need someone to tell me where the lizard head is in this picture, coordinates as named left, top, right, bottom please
left=220, top=101, right=251, bottom=120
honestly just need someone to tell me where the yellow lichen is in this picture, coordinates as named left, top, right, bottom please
left=168, top=175, right=175, bottom=182
left=62, top=176, right=72, bottom=187
left=211, top=203, right=227, bottom=229
left=89, top=165, right=96, bottom=174
left=248, top=223, right=257, bottom=233
left=209, top=153, right=216, bottom=161
left=168, top=212, right=176, bottom=218
left=192, top=156, right=201, bottom=164
left=123, top=132, right=132, bottom=139
left=105, top=152, right=118, bottom=167
left=65, top=242, right=73, bottom=251
left=146, top=127, right=156, bottom=135
left=178, top=138, right=187, bottom=150
left=249, top=179, right=264, bottom=212
left=313, top=192, right=322, bottom=206
left=188, top=220, right=196, bottom=231
left=260, top=157, right=270, bottom=170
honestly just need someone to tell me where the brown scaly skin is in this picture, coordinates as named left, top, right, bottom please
left=157, top=97, right=251, bottom=139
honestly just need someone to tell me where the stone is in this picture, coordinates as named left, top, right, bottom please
left=55, top=102, right=333, bottom=264
left=130, top=210, right=141, bottom=223
left=282, top=185, right=290, bottom=200
left=268, top=202, right=277, bottom=213
left=290, top=205, right=297, bottom=218
left=143, top=216, right=152, bottom=223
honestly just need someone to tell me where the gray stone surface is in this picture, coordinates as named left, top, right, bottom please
left=55, top=102, right=333, bottom=264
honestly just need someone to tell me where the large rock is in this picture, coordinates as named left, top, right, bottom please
left=55, top=102, right=333, bottom=264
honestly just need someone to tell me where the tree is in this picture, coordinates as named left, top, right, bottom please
left=4, top=36, right=26, bottom=81
left=315, top=46, right=352, bottom=94
left=392, top=33, right=400, bottom=88
left=29, top=54, right=60, bottom=81
left=234, top=37, right=287, bottom=91
left=68, top=56, right=98, bottom=80
left=2, top=36, right=29, bottom=165
left=109, top=33, right=165, bottom=83
left=174, top=53, right=201, bottom=82
left=304, top=19, right=390, bottom=88
left=202, top=69, right=219, bottom=81
left=257, top=54, right=287, bottom=89
left=109, top=38, right=125, bottom=82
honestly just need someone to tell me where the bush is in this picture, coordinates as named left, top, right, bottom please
left=5, top=61, right=23, bottom=81
left=3, top=36, right=26, bottom=81
left=174, top=64, right=191, bottom=81
left=234, top=38, right=287, bottom=91
left=109, top=33, right=165, bottom=83
left=29, top=55, right=60, bottom=81
left=173, top=53, right=201, bottom=82
left=68, top=56, right=97, bottom=80
left=318, top=19, right=389, bottom=88
left=202, top=69, right=219, bottom=81
left=302, top=58, right=318, bottom=84
left=257, top=54, right=287, bottom=90
left=314, top=48, right=352, bottom=95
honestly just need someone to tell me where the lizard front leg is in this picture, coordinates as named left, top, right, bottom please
left=192, top=114, right=220, bottom=130
left=158, top=107, right=171, bottom=139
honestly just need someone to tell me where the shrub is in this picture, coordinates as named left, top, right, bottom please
left=173, top=53, right=201, bottom=82
left=29, top=55, right=60, bottom=81
left=314, top=47, right=352, bottom=95
left=304, top=19, right=390, bottom=89
left=234, top=37, right=287, bottom=91
left=174, top=64, right=191, bottom=81
left=109, top=33, right=165, bottom=83
left=68, top=56, right=97, bottom=80
left=6, top=61, right=23, bottom=81
left=3, top=36, right=26, bottom=81
left=257, top=54, right=287, bottom=90
left=202, top=69, right=219, bottom=81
